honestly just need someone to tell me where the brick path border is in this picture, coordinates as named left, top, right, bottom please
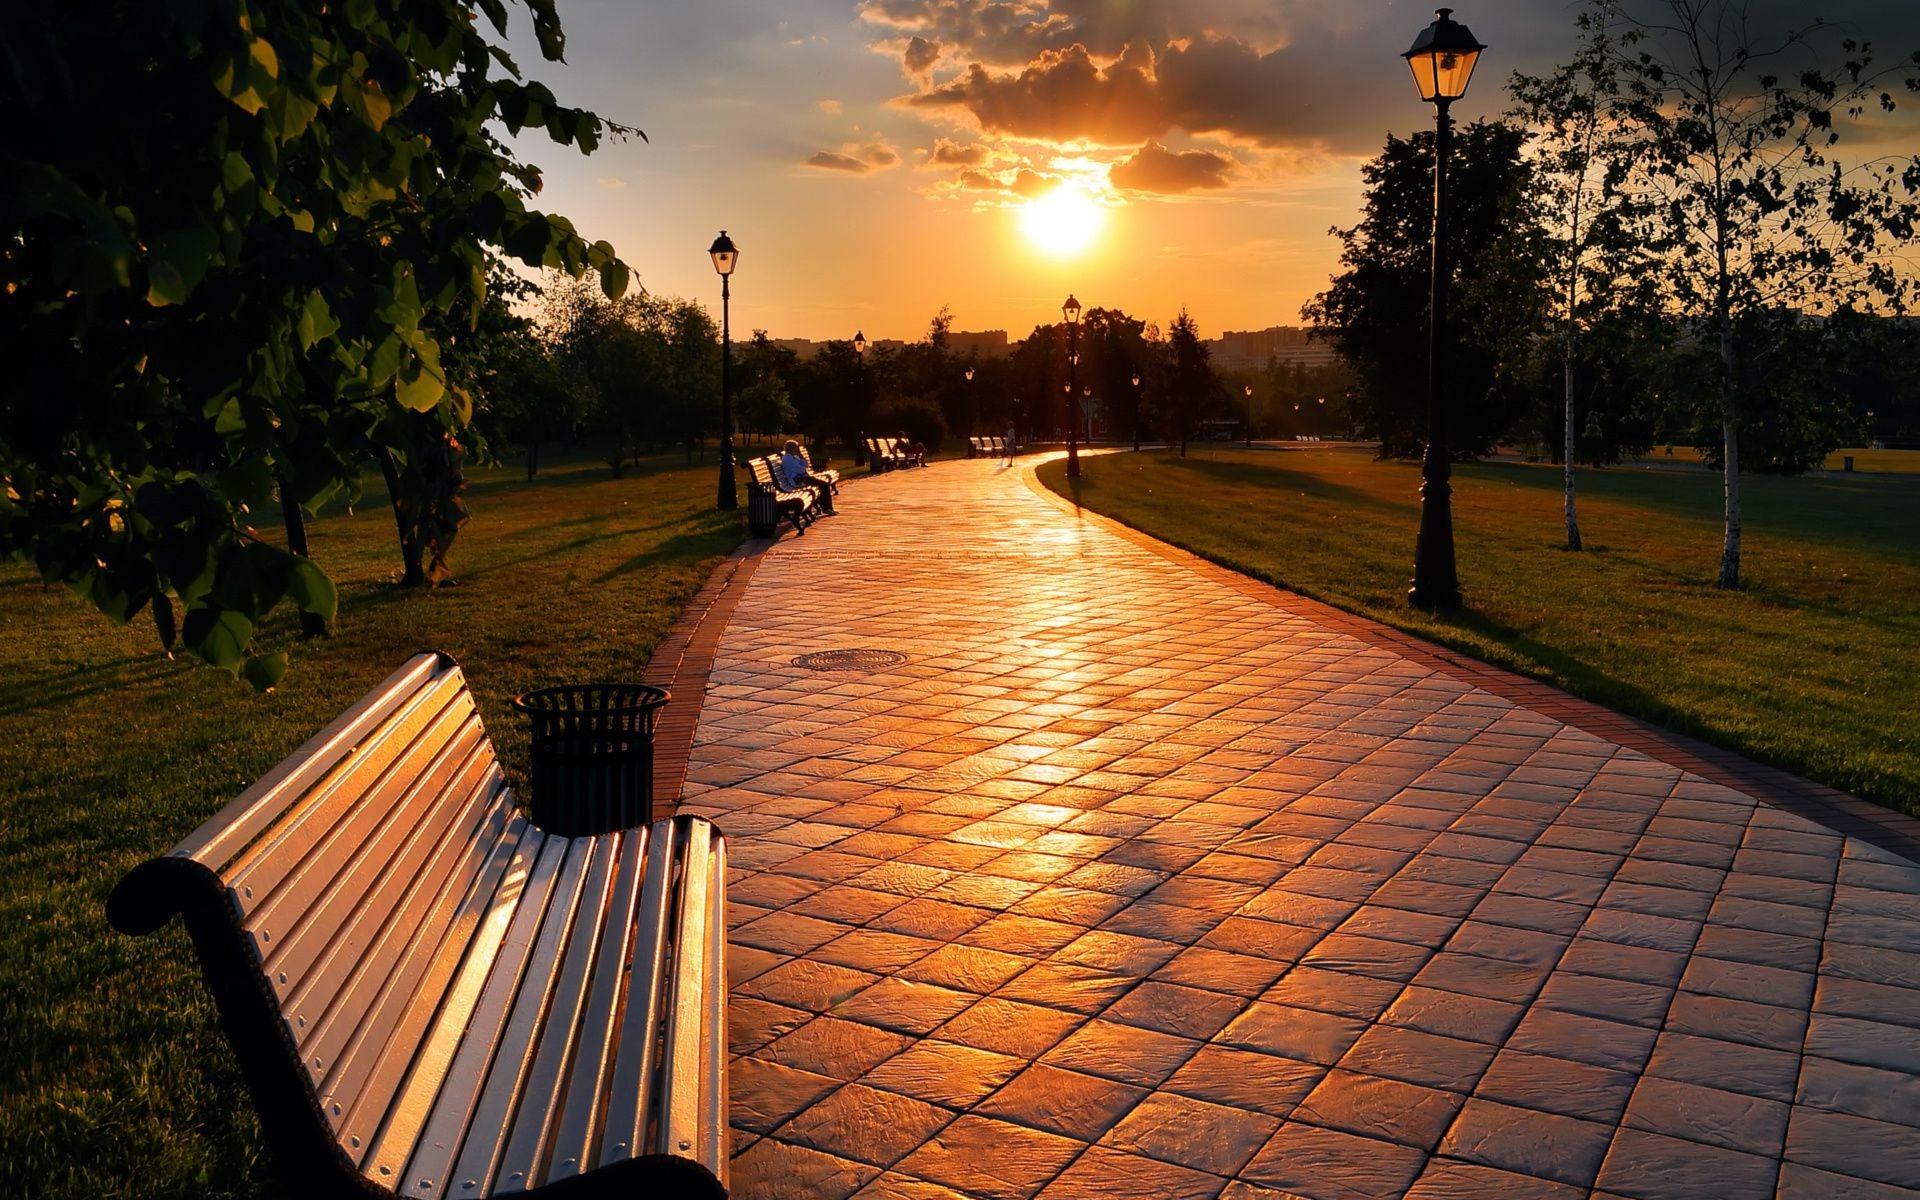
left=645, top=538, right=775, bottom=820
left=1023, top=466, right=1920, bottom=864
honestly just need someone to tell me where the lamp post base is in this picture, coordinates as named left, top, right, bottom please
left=1408, top=475, right=1460, bottom=610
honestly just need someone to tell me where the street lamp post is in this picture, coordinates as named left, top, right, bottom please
left=1244, top=384, right=1254, bottom=448
left=852, top=329, right=868, bottom=466
left=1082, top=384, right=1093, bottom=445
left=1130, top=374, right=1142, bottom=452
left=1402, top=7, right=1484, bottom=611
left=1063, top=294, right=1082, bottom=478
left=964, top=365, right=976, bottom=443
left=708, top=231, right=740, bottom=510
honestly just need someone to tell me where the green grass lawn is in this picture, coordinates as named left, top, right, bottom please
left=1041, top=448, right=1919, bottom=816
left=0, top=455, right=741, bottom=1199
left=1622, top=445, right=1920, bottom=474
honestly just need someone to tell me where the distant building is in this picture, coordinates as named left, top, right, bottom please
left=946, top=329, right=1010, bottom=358
left=1208, top=326, right=1342, bottom=371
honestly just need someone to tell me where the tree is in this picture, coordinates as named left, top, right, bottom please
left=1306, top=121, right=1553, bottom=459
left=1605, top=0, right=1920, bottom=587
left=0, top=0, right=632, bottom=685
left=1165, top=310, right=1213, bottom=457
left=1510, top=2, right=1642, bottom=550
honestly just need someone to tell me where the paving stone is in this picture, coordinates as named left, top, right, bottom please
left=1804, top=1013, right=1920, bottom=1074
left=1797, top=1056, right=1920, bottom=1129
left=897, top=942, right=1033, bottom=993
left=1505, top=1009, right=1657, bottom=1073
left=1775, top=1163, right=1920, bottom=1200
left=932, top=997, right=1086, bottom=1059
left=1663, top=991, right=1806, bottom=1052
left=1261, top=966, right=1405, bottom=1021
left=731, top=1136, right=882, bottom=1200
left=1620, top=1075, right=1788, bottom=1157
left=1380, top=986, right=1524, bottom=1045
left=1292, top=1069, right=1464, bottom=1151
left=894, top=1115, right=1085, bottom=1200
left=1104, top=980, right=1247, bottom=1040
left=1593, top=1128, right=1780, bottom=1199
left=1215, top=1003, right=1369, bottom=1066
left=834, top=977, right=979, bottom=1035
left=815, top=928, right=945, bottom=974
left=1033, top=1146, right=1226, bottom=1200
left=1042, top=1018, right=1204, bottom=1087
left=978, top=1063, right=1147, bottom=1140
left=850, top=1172, right=982, bottom=1200
left=1438, top=1098, right=1613, bottom=1189
left=1162, top=1044, right=1326, bottom=1117
left=1104, top=1092, right=1279, bottom=1174
left=1784, top=1107, right=1920, bottom=1189
left=732, top=996, right=813, bottom=1056
left=1403, top=1158, right=1584, bottom=1199
left=864, top=1038, right=1026, bottom=1108
left=1238, top=1123, right=1428, bottom=1199
left=1338, top=1024, right=1499, bottom=1093
left=1473, top=1049, right=1638, bottom=1124
left=741, top=959, right=884, bottom=1012
left=1643, top=1031, right=1800, bottom=1102
left=731, top=1056, right=843, bottom=1134
left=763, top=1017, right=917, bottom=1080
left=778, top=1084, right=959, bottom=1169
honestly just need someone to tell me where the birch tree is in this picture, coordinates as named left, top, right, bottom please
left=1608, top=0, right=1920, bottom=588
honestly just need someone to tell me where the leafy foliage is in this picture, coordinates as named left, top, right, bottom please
left=1306, top=121, right=1554, bottom=459
left=0, top=0, right=632, bottom=684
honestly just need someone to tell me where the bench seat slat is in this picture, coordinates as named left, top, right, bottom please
left=165, top=655, right=446, bottom=871
left=258, top=715, right=486, bottom=1003
left=399, top=834, right=591, bottom=1195
left=452, top=832, right=621, bottom=1194
left=300, top=775, right=512, bottom=1107
left=658, top=820, right=716, bottom=1161
left=330, top=816, right=533, bottom=1159
left=596, top=824, right=678, bottom=1169
left=363, top=827, right=554, bottom=1182
left=539, top=824, right=653, bottom=1182
left=228, top=670, right=471, bottom=920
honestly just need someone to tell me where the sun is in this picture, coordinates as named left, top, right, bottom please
left=1019, top=184, right=1105, bottom=256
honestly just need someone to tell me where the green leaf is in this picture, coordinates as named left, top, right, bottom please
left=183, top=607, right=252, bottom=671
left=396, top=349, right=446, bottom=411
left=286, top=558, right=338, bottom=625
left=297, top=290, right=340, bottom=350
left=153, top=592, right=178, bottom=654
left=597, top=257, right=629, bottom=300
left=241, top=652, right=290, bottom=693
left=146, top=227, right=218, bottom=307
left=218, top=456, right=276, bottom=510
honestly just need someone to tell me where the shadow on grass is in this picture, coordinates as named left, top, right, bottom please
left=1466, top=460, right=1920, bottom=560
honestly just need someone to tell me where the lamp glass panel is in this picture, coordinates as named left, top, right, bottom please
left=710, top=249, right=738, bottom=275
left=1434, top=48, right=1479, bottom=99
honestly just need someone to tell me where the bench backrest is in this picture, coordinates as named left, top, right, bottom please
left=110, top=654, right=727, bottom=1197
left=748, top=457, right=778, bottom=490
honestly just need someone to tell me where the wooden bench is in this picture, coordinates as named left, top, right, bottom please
left=795, top=444, right=840, bottom=493
left=745, top=454, right=818, bottom=537
left=107, top=653, right=729, bottom=1200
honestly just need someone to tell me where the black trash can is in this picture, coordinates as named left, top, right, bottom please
left=747, top=486, right=781, bottom=538
left=512, top=683, right=671, bottom=835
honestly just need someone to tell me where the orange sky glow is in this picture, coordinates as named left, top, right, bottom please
left=505, top=1, right=1920, bottom=342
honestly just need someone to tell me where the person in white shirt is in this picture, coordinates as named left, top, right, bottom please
left=778, top=441, right=836, bottom=515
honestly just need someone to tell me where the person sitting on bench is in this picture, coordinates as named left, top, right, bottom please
left=779, top=440, right=837, bottom=514
left=895, top=430, right=927, bottom=467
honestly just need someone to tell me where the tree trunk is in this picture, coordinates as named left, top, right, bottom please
left=378, top=447, right=426, bottom=588
left=276, top=463, right=330, bottom=638
left=1563, top=341, right=1582, bottom=552
left=525, top=437, right=539, bottom=481
left=1717, top=319, right=1742, bottom=589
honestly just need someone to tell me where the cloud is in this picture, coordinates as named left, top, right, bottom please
left=805, top=151, right=872, bottom=172
left=1109, top=140, right=1235, bottom=193
left=818, top=98, right=844, bottom=114
left=929, top=137, right=992, bottom=166
left=596, top=176, right=628, bottom=190
left=802, top=140, right=903, bottom=173
left=904, top=35, right=942, bottom=75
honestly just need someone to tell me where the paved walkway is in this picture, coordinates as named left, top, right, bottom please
left=679, top=455, right=1920, bottom=1200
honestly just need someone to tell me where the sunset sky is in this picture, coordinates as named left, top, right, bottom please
left=504, top=1, right=1920, bottom=342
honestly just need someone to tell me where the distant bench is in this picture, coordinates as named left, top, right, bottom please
left=864, top=436, right=923, bottom=472
left=108, top=653, right=729, bottom=1200
left=967, top=436, right=1012, bottom=458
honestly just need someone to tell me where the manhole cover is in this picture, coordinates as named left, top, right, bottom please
left=792, top=649, right=908, bottom=673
